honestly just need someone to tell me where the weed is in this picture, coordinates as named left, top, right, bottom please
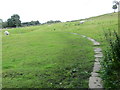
left=101, top=30, right=120, bottom=89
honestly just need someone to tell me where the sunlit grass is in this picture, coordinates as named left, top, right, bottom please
left=3, top=30, right=94, bottom=88
left=2, top=12, right=118, bottom=88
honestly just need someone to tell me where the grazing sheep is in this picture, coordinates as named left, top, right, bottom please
left=80, top=21, right=85, bottom=24
left=4, top=31, right=10, bottom=35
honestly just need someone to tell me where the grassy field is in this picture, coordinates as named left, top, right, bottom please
left=2, top=12, right=118, bottom=88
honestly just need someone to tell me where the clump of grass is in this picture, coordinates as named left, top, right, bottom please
left=101, top=30, right=120, bottom=89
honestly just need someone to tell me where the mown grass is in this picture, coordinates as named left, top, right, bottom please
left=2, top=12, right=118, bottom=88
left=2, top=30, right=94, bottom=88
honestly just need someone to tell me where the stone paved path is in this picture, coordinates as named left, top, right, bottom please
left=70, top=32, right=103, bottom=89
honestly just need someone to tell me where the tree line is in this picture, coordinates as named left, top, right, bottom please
left=21, top=21, right=40, bottom=27
left=1, top=14, right=61, bottom=29
left=1, top=14, right=41, bottom=28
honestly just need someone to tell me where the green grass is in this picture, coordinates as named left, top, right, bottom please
left=2, top=12, right=118, bottom=88
left=2, top=30, right=94, bottom=88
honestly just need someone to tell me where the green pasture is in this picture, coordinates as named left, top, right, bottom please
left=2, top=12, right=118, bottom=88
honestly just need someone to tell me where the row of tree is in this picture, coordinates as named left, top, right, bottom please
left=21, top=21, right=40, bottom=27
left=1, top=14, right=61, bottom=28
left=45, top=20, right=61, bottom=24
left=2, top=14, right=41, bottom=28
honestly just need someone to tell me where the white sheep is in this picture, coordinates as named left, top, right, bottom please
left=80, top=21, right=85, bottom=24
left=4, top=31, right=10, bottom=35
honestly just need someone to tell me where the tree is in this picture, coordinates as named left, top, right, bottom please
left=112, top=0, right=120, bottom=12
left=0, top=19, right=2, bottom=23
left=0, top=19, right=2, bottom=28
left=7, top=18, right=14, bottom=27
left=113, top=0, right=119, bottom=5
left=35, top=20, right=40, bottom=25
left=112, top=4, right=117, bottom=12
left=7, top=14, right=21, bottom=27
left=2, top=22, right=8, bottom=28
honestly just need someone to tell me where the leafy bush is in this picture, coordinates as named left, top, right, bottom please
left=101, top=31, right=120, bottom=89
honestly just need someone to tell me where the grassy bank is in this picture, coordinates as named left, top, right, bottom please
left=2, top=12, right=118, bottom=88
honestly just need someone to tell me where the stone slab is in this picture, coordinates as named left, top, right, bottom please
left=95, top=58, right=101, bottom=62
left=81, top=35, right=86, bottom=38
left=93, top=42, right=100, bottom=46
left=94, top=51, right=102, bottom=54
left=87, top=37, right=95, bottom=42
left=89, top=77, right=103, bottom=88
left=93, top=64, right=101, bottom=72
left=94, top=53, right=103, bottom=58
left=94, top=48, right=102, bottom=52
left=91, top=72, right=100, bottom=77
left=94, top=62, right=101, bottom=65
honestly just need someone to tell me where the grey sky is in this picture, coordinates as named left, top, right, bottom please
left=0, top=0, right=116, bottom=23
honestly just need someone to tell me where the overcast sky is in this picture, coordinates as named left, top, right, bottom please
left=0, top=0, right=116, bottom=23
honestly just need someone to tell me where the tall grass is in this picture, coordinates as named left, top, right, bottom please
left=101, top=30, right=120, bottom=88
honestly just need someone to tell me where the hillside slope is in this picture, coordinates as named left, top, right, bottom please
left=2, top=12, right=118, bottom=88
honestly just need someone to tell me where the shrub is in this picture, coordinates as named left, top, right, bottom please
left=101, top=30, right=120, bottom=89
